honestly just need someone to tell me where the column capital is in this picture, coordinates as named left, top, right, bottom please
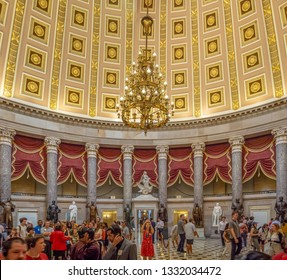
left=85, top=143, right=99, bottom=158
left=0, top=127, right=16, bottom=146
left=156, top=145, right=169, bottom=160
left=229, top=136, right=245, bottom=153
left=272, top=127, right=287, bottom=145
left=121, top=145, right=134, bottom=160
left=191, top=142, right=205, bottom=158
left=44, top=137, right=61, bottom=154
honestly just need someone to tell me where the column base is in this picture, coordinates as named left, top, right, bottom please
left=209, top=226, right=221, bottom=238
left=195, top=228, right=206, bottom=239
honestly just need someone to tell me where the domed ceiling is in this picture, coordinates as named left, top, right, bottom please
left=0, top=0, right=287, bottom=123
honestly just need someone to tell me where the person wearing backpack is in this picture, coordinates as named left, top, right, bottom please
left=258, top=223, right=269, bottom=252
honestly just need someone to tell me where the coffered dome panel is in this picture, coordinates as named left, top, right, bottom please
left=0, top=0, right=286, bottom=124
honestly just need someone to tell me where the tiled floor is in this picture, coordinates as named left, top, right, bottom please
left=137, top=238, right=251, bottom=260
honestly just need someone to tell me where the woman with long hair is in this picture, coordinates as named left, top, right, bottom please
left=250, top=222, right=260, bottom=251
left=141, top=219, right=154, bottom=260
left=267, top=223, right=284, bottom=257
left=222, top=223, right=231, bottom=257
left=258, top=223, right=269, bottom=252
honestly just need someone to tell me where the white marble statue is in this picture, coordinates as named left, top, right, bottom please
left=212, top=203, right=222, bottom=226
left=138, top=171, right=153, bottom=195
left=69, top=201, right=78, bottom=222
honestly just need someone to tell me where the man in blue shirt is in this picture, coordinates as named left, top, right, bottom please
left=34, top=220, right=43, bottom=234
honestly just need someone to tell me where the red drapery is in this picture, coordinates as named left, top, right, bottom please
left=168, top=147, right=193, bottom=186
left=57, top=143, right=87, bottom=186
left=11, top=135, right=46, bottom=184
left=243, top=135, right=276, bottom=182
left=133, top=149, right=158, bottom=186
left=203, top=143, right=232, bottom=185
left=97, top=148, right=123, bottom=186
left=10, top=134, right=277, bottom=187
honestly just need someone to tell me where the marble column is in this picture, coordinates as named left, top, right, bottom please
left=85, top=143, right=99, bottom=205
left=44, top=137, right=61, bottom=205
left=229, top=137, right=245, bottom=205
left=156, top=145, right=169, bottom=208
left=0, top=127, right=16, bottom=202
left=272, top=128, right=287, bottom=201
left=121, top=145, right=134, bottom=208
left=191, top=143, right=205, bottom=208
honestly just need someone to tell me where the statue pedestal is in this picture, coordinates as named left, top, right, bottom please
left=195, top=228, right=206, bottom=240
left=210, top=226, right=220, bottom=238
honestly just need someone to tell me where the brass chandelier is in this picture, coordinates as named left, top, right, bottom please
left=116, top=8, right=174, bottom=135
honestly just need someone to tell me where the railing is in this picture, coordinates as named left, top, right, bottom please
left=11, top=190, right=276, bottom=199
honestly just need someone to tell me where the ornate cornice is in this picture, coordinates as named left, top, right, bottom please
left=191, top=143, right=205, bottom=158
left=1, top=97, right=286, bottom=131
left=0, top=127, right=16, bottom=146
left=272, top=128, right=287, bottom=145
left=229, top=137, right=245, bottom=153
left=85, top=143, right=99, bottom=158
left=121, top=145, right=134, bottom=160
left=44, top=137, right=61, bottom=154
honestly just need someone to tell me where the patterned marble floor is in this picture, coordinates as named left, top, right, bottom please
left=137, top=238, right=252, bottom=260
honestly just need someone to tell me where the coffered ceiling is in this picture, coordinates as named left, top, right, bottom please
left=0, top=0, right=286, bottom=123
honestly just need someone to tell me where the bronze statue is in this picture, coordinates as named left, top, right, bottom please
left=158, top=203, right=168, bottom=223
left=47, top=200, right=61, bottom=223
left=0, top=199, right=15, bottom=229
left=86, top=201, right=98, bottom=222
left=124, top=203, right=131, bottom=224
left=231, top=198, right=244, bottom=220
left=192, top=203, right=203, bottom=227
left=274, top=196, right=287, bottom=223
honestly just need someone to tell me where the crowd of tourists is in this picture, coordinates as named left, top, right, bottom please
left=0, top=217, right=137, bottom=260
left=218, top=211, right=287, bottom=260
left=0, top=211, right=286, bottom=260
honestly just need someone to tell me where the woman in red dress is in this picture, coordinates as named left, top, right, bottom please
left=141, top=219, right=155, bottom=260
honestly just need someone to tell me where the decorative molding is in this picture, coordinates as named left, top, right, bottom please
left=121, top=145, right=134, bottom=160
left=44, top=136, right=61, bottom=154
left=160, top=0, right=166, bottom=76
left=191, top=2, right=201, bottom=117
left=229, top=136, right=245, bottom=153
left=3, top=0, right=25, bottom=98
left=223, top=0, right=239, bottom=110
left=191, top=142, right=205, bottom=158
left=1, top=97, right=287, bottom=132
left=262, top=0, right=284, bottom=98
left=89, top=0, right=101, bottom=117
left=272, top=128, right=287, bottom=145
left=0, top=127, right=16, bottom=146
left=49, top=0, right=67, bottom=110
left=85, top=143, right=99, bottom=157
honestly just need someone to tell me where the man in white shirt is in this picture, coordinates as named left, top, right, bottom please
left=122, top=221, right=130, bottom=240
left=17, top=217, right=27, bottom=239
left=155, top=218, right=164, bottom=243
left=218, top=216, right=227, bottom=246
